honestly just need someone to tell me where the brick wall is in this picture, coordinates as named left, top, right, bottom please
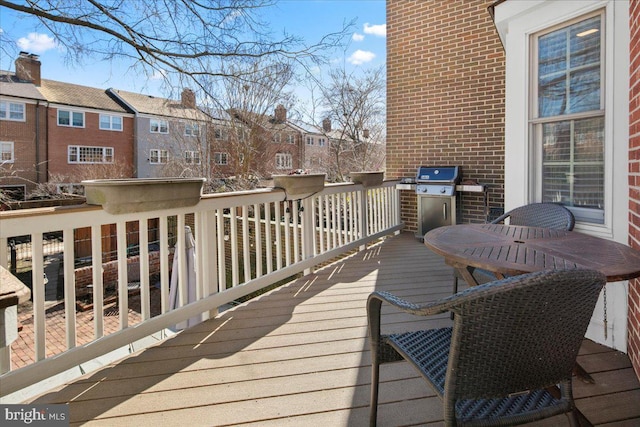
left=0, top=101, right=47, bottom=192
left=628, top=0, right=640, bottom=381
left=46, top=109, right=134, bottom=181
left=386, top=0, right=505, bottom=231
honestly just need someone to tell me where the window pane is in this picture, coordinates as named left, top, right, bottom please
left=538, top=15, right=601, bottom=117
left=9, top=103, right=24, bottom=120
left=100, top=115, right=111, bottom=129
left=0, top=102, right=6, bottom=118
left=541, top=117, right=604, bottom=216
left=59, top=111, right=70, bottom=125
left=112, top=116, right=122, bottom=130
left=72, top=112, right=83, bottom=127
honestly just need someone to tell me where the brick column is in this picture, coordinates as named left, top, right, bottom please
left=628, top=0, right=640, bottom=381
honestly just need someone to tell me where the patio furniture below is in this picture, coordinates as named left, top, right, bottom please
left=368, top=269, right=606, bottom=427
left=453, top=202, right=575, bottom=293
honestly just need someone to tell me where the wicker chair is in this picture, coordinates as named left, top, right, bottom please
left=452, top=203, right=576, bottom=293
left=368, top=269, right=605, bottom=427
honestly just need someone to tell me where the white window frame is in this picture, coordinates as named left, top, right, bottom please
left=68, top=145, right=114, bottom=164
left=318, top=138, right=326, bottom=147
left=150, top=119, right=169, bottom=134
left=149, top=149, right=169, bottom=164
left=275, top=152, right=293, bottom=169
left=185, top=122, right=200, bottom=137
left=529, top=10, right=606, bottom=225
left=214, top=152, right=228, bottom=165
left=185, top=150, right=201, bottom=165
left=272, top=133, right=281, bottom=143
left=58, top=109, right=85, bottom=128
left=287, top=134, right=295, bottom=144
left=0, top=100, right=25, bottom=121
left=306, top=137, right=314, bottom=145
left=99, top=114, right=123, bottom=131
left=1, top=141, right=15, bottom=162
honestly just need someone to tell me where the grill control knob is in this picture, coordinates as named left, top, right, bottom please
left=440, top=187, right=446, bottom=194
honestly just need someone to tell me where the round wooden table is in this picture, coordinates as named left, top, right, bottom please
left=424, top=224, right=640, bottom=286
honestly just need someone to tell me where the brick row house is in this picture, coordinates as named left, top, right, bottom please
left=0, top=53, right=326, bottom=199
left=387, top=0, right=640, bottom=381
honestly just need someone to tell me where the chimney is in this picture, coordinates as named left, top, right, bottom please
left=181, top=88, right=196, bottom=109
left=275, top=104, right=287, bottom=123
left=322, top=118, right=332, bottom=132
left=15, top=52, right=41, bottom=86
left=363, top=129, right=370, bottom=139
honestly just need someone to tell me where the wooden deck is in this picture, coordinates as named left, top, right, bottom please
left=28, top=232, right=640, bottom=426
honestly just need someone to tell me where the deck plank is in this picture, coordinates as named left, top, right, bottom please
left=25, top=232, right=640, bottom=426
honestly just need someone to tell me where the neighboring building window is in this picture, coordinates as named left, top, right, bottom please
left=150, top=149, right=169, bottom=164
left=272, top=133, right=281, bottom=143
left=99, top=114, right=123, bottom=131
left=150, top=119, right=168, bottom=134
left=0, top=101, right=25, bottom=121
left=287, top=134, right=295, bottom=144
left=68, top=145, right=114, bottom=163
left=214, top=152, right=228, bottom=165
left=58, top=109, right=84, bottom=127
left=306, top=137, right=314, bottom=145
left=276, top=152, right=292, bottom=169
left=215, top=128, right=227, bottom=140
left=185, top=123, right=200, bottom=136
left=185, top=150, right=201, bottom=164
left=1, top=141, right=15, bottom=162
left=318, top=138, right=326, bottom=147
left=532, top=12, right=604, bottom=224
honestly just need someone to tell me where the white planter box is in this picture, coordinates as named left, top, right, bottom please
left=349, top=171, right=384, bottom=187
left=83, top=178, right=205, bottom=214
left=272, top=174, right=325, bottom=200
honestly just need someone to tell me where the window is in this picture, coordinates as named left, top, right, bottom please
left=214, top=152, right=228, bottom=165
left=1, top=141, right=14, bottom=162
left=0, top=101, right=25, bottom=121
left=150, top=149, right=169, bottom=164
left=287, top=134, right=295, bottom=144
left=68, top=145, right=114, bottom=163
left=276, top=153, right=292, bottom=169
left=150, top=119, right=168, bottom=134
left=185, top=151, right=201, bottom=164
left=318, top=138, right=326, bottom=147
left=272, top=133, right=281, bottom=143
left=306, top=137, right=314, bottom=145
left=214, top=128, right=227, bottom=140
left=58, top=109, right=84, bottom=127
left=185, top=123, right=200, bottom=137
left=532, top=12, right=604, bottom=224
left=99, top=114, right=123, bottom=131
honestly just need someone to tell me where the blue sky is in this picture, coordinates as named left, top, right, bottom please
left=0, top=0, right=386, bottom=101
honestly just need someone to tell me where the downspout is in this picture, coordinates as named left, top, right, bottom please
left=35, top=99, right=40, bottom=183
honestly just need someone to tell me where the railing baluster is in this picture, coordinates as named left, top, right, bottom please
left=242, top=205, right=251, bottom=282
left=275, top=202, right=283, bottom=270
left=293, top=200, right=300, bottom=264
left=159, top=216, right=170, bottom=314
left=32, top=233, right=45, bottom=361
left=63, top=228, right=76, bottom=349
left=116, top=221, right=128, bottom=329
left=216, top=209, right=226, bottom=292
left=265, top=202, right=273, bottom=274
left=91, top=225, right=104, bottom=339
left=230, top=209, right=239, bottom=287
left=254, top=204, right=262, bottom=278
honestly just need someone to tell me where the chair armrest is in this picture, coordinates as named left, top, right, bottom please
left=490, top=212, right=509, bottom=224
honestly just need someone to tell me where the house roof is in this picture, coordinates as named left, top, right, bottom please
left=110, top=89, right=209, bottom=121
left=38, top=79, right=130, bottom=113
left=0, top=71, right=46, bottom=101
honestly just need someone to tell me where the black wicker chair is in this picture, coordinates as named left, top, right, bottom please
left=368, top=269, right=605, bottom=427
left=452, top=203, right=576, bottom=293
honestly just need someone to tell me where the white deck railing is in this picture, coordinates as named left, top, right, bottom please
left=0, top=181, right=402, bottom=400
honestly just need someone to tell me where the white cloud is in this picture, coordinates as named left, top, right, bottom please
left=17, top=32, right=57, bottom=53
left=363, top=23, right=386, bottom=37
left=352, top=33, right=365, bottom=42
left=348, top=49, right=376, bottom=65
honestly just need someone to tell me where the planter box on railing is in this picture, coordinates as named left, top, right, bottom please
left=272, top=174, right=325, bottom=200
left=82, top=178, right=205, bottom=214
left=349, top=171, right=384, bottom=187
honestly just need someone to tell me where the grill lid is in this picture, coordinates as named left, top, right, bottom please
left=416, top=166, right=461, bottom=184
